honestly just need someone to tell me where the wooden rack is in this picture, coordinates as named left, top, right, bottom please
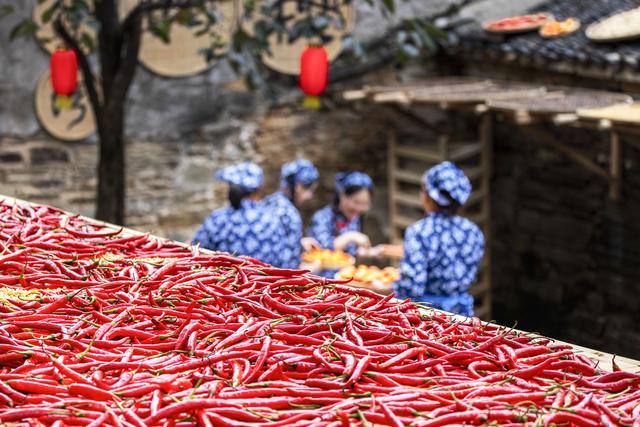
left=344, top=77, right=638, bottom=320
left=386, top=114, right=493, bottom=320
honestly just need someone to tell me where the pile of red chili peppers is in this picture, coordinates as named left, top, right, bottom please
left=1, top=199, right=639, bottom=427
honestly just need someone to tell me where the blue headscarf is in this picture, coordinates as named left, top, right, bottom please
left=335, top=171, right=374, bottom=193
left=423, top=161, right=471, bottom=206
left=280, top=159, right=319, bottom=188
left=215, top=162, right=263, bottom=192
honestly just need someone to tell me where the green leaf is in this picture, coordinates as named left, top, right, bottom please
left=174, top=9, right=196, bottom=26
left=36, top=36, right=52, bottom=45
left=401, top=43, right=419, bottom=57
left=311, top=16, right=329, bottom=30
left=80, top=32, right=94, bottom=51
left=0, top=4, right=14, bottom=20
left=382, top=0, right=395, bottom=14
left=41, top=1, right=59, bottom=24
left=149, top=19, right=172, bottom=44
left=420, top=21, right=447, bottom=40
left=9, top=19, right=38, bottom=40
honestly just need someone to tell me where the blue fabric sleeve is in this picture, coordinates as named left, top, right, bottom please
left=308, top=207, right=335, bottom=250
left=393, top=224, right=429, bottom=300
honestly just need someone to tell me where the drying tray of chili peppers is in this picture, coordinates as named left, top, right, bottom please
left=1, top=195, right=640, bottom=427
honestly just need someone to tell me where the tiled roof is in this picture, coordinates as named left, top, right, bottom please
left=447, top=0, right=640, bottom=71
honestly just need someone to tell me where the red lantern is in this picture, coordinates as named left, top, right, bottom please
left=51, top=48, right=78, bottom=108
left=299, top=45, right=328, bottom=109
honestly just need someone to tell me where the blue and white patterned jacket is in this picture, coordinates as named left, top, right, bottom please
left=193, top=199, right=284, bottom=266
left=393, top=213, right=484, bottom=316
left=263, top=192, right=302, bottom=269
left=307, top=205, right=361, bottom=257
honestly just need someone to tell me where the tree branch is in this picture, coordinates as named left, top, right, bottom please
left=53, top=17, right=103, bottom=117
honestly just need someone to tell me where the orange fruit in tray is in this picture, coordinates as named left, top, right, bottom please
left=483, top=13, right=553, bottom=33
left=337, top=265, right=400, bottom=287
left=302, top=249, right=354, bottom=269
left=539, top=18, right=580, bottom=38
left=380, top=244, right=404, bottom=258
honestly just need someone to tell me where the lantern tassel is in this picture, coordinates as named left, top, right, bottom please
left=303, top=95, right=321, bottom=109
left=55, top=95, right=73, bottom=110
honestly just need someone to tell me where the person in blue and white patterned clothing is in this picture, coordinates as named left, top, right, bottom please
left=264, top=159, right=319, bottom=269
left=193, top=162, right=284, bottom=266
left=307, top=171, right=374, bottom=258
left=393, top=161, right=485, bottom=317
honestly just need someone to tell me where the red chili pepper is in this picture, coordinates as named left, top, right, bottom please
left=68, top=383, right=117, bottom=401
left=7, top=379, right=67, bottom=395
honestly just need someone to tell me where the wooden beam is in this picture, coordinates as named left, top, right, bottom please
left=449, top=142, right=482, bottom=162
left=392, top=215, right=418, bottom=229
left=524, top=126, right=609, bottom=179
left=395, top=145, right=443, bottom=163
left=386, top=104, right=447, bottom=135
left=342, top=89, right=367, bottom=101
left=387, top=129, right=400, bottom=243
left=393, top=191, right=423, bottom=209
left=552, top=113, right=579, bottom=125
left=610, top=131, right=622, bottom=201
left=373, top=91, right=410, bottom=105
left=394, top=169, right=423, bottom=185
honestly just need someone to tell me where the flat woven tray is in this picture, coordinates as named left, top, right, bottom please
left=577, top=103, right=640, bottom=125
left=586, top=6, right=640, bottom=42
left=489, top=90, right=633, bottom=115
left=408, top=82, right=546, bottom=104
left=365, top=77, right=492, bottom=95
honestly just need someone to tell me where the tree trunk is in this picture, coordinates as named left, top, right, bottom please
left=95, top=105, right=125, bottom=225
left=91, top=1, right=142, bottom=225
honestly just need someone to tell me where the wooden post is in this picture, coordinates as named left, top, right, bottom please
left=479, top=113, right=493, bottom=320
left=387, top=129, right=400, bottom=243
left=610, top=131, right=622, bottom=201
left=438, top=134, right=449, bottom=161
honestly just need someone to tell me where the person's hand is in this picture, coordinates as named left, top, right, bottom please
left=301, top=237, right=320, bottom=253
left=334, top=231, right=371, bottom=251
left=299, top=259, right=322, bottom=273
left=357, top=244, right=383, bottom=258
left=370, top=280, right=393, bottom=295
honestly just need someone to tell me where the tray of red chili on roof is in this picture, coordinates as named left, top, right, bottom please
left=483, top=13, right=554, bottom=34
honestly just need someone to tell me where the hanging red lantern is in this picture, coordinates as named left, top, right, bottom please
left=299, top=45, right=328, bottom=109
left=50, top=48, right=78, bottom=109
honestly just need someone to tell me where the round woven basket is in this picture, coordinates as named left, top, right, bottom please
left=586, top=7, right=640, bottom=42
left=33, top=0, right=96, bottom=54
left=119, top=0, right=238, bottom=77
left=34, top=70, right=97, bottom=141
left=246, top=2, right=355, bottom=75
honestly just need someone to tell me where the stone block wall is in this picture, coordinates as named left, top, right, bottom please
left=489, top=123, right=640, bottom=359
left=0, top=101, right=391, bottom=245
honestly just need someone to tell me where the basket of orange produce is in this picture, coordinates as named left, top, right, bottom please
left=302, top=249, right=355, bottom=270
left=336, top=265, right=399, bottom=294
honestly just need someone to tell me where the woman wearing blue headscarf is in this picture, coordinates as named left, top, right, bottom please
left=264, top=159, right=319, bottom=269
left=393, top=161, right=485, bottom=316
left=193, top=162, right=284, bottom=266
left=307, top=171, right=374, bottom=257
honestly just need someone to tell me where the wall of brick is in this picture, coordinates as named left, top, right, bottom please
left=0, top=96, right=393, bottom=244
left=445, top=60, right=640, bottom=359
left=489, top=123, right=640, bottom=359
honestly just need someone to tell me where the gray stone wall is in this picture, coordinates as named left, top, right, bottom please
left=441, top=59, right=640, bottom=359
left=0, top=0, right=458, bottom=244
left=489, top=123, right=640, bottom=359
